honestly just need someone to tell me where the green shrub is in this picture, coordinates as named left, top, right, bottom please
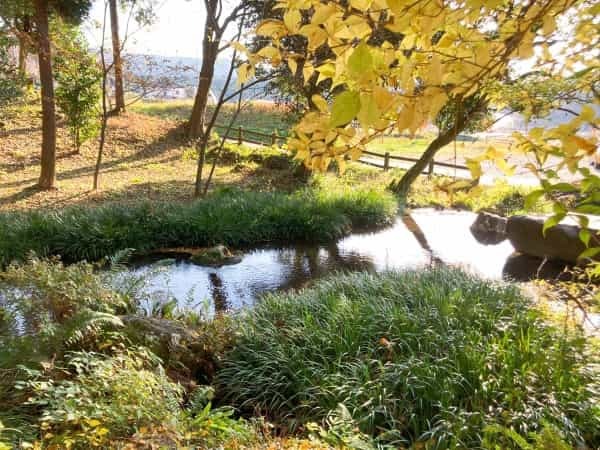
left=0, top=188, right=397, bottom=265
left=53, top=20, right=101, bottom=152
left=0, top=257, right=132, bottom=372
left=16, top=348, right=183, bottom=447
left=218, top=269, right=600, bottom=449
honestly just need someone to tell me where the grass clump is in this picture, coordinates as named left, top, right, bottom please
left=218, top=269, right=600, bottom=449
left=0, top=188, right=397, bottom=265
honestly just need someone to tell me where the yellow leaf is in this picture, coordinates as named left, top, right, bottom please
left=373, top=86, right=395, bottom=111
left=542, top=15, right=556, bottom=35
left=288, top=58, right=297, bottom=75
left=579, top=105, right=596, bottom=122
left=303, top=63, right=314, bottom=82
left=312, top=3, right=337, bottom=25
left=350, top=146, right=363, bottom=160
left=256, top=19, right=288, bottom=39
left=257, top=46, right=281, bottom=65
left=284, top=9, right=302, bottom=33
left=465, top=158, right=482, bottom=179
left=237, top=63, right=253, bottom=85
left=311, top=94, right=329, bottom=113
left=349, top=0, right=373, bottom=12
left=299, top=24, right=328, bottom=50
left=357, top=93, right=380, bottom=128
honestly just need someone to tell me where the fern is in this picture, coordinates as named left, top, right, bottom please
left=483, top=423, right=571, bottom=450
left=106, top=248, right=136, bottom=272
left=63, top=309, right=124, bottom=347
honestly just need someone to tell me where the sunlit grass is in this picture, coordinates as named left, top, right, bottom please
left=0, top=187, right=398, bottom=265
left=219, top=269, right=600, bottom=448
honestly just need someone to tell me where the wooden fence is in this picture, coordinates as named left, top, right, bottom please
left=214, top=123, right=288, bottom=147
left=215, top=123, right=472, bottom=174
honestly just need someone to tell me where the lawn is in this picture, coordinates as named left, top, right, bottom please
left=366, top=134, right=513, bottom=165
left=131, top=99, right=296, bottom=137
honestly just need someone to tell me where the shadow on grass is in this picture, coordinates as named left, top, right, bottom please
left=0, top=123, right=189, bottom=193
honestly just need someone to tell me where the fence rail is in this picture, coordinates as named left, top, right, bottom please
left=214, top=123, right=288, bottom=146
left=215, top=123, right=473, bottom=174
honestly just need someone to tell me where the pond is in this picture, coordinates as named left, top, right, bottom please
left=130, top=209, right=526, bottom=312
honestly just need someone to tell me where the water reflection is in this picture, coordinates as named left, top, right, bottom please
left=131, top=209, right=517, bottom=310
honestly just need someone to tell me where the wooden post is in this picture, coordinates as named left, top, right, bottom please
left=238, top=126, right=243, bottom=145
left=384, top=152, right=390, bottom=171
left=428, top=159, right=434, bottom=176
left=271, top=129, right=277, bottom=146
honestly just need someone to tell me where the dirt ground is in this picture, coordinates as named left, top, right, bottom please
left=0, top=108, right=299, bottom=212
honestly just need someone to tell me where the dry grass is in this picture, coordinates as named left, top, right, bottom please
left=0, top=106, right=301, bottom=212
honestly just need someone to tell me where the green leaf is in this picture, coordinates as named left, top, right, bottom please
left=330, top=91, right=361, bottom=127
left=575, top=204, right=600, bottom=215
left=550, top=182, right=576, bottom=192
left=579, top=229, right=591, bottom=247
left=579, top=247, right=600, bottom=260
left=543, top=213, right=565, bottom=236
left=524, top=189, right=545, bottom=210
left=357, top=94, right=380, bottom=128
left=348, top=42, right=373, bottom=77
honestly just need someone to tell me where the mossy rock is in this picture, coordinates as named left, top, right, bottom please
left=189, top=245, right=242, bottom=267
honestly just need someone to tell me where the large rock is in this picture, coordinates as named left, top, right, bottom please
left=506, top=215, right=592, bottom=264
left=470, top=212, right=508, bottom=245
left=502, top=252, right=568, bottom=281
left=121, top=316, right=233, bottom=382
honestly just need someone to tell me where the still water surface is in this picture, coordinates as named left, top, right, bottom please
left=131, top=209, right=517, bottom=311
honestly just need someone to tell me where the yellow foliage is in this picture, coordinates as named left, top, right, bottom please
left=239, top=0, right=592, bottom=172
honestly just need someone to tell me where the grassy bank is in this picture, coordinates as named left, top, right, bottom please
left=0, top=188, right=397, bottom=265
left=1, top=262, right=597, bottom=449
left=131, top=100, right=295, bottom=136
left=219, top=269, right=600, bottom=448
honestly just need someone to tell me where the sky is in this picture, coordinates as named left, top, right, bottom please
left=85, top=0, right=207, bottom=59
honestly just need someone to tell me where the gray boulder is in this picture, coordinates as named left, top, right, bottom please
left=470, top=212, right=508, bottom=245
left=506, top=215, right=593, bottom=264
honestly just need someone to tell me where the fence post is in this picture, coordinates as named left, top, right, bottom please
left=238, top=126, right=243, bottom=145
left=428, top=159, right=434, bottom=176
left=271, top=129, right=277, bottom=146
left=384, top=152, right=390, bottom=171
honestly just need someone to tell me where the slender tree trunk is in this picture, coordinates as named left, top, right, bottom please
left=390, top=136, right=451, bottom=198
left=390, top=96, right=487, bottom=198
left=18, top=36, right=27, bottom=78
left=94, top=2, right=109, bottom=190
left=35, top=0, right=57, bottom=190
left=188, top=12, right=219, bottom=140
left=109, top=0, right=125, bottom=113
left=17, top=16, right=31, bottom=80
left=190, top=36, right=219, bottom=197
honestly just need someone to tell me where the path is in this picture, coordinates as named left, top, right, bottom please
left=359, top=155, right=590, bottom=187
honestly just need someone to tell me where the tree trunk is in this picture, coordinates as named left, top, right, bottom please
left=35, top=0, right=57, bottom=190
left=188, top=20, right=218, bottom=140
left=390, top=135, right=451, bottom=198
left=189, top=16, right=219, bottom=197
left=390, top=96, right=487, bottom=198
left=18, top=36, right=27, bottom=78
left=109, top=0, right=125, bottom=113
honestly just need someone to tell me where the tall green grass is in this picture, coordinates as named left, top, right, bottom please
left=0, top=188, right=397, bottom=265
left=218, top=269, right=600, bottom=449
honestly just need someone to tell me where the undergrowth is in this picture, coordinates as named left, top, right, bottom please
left=1, top=258, right=597, bottom=448
left=218, top=269, right=600, bottom=449
left=0, top=187, right=397, bottom=265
